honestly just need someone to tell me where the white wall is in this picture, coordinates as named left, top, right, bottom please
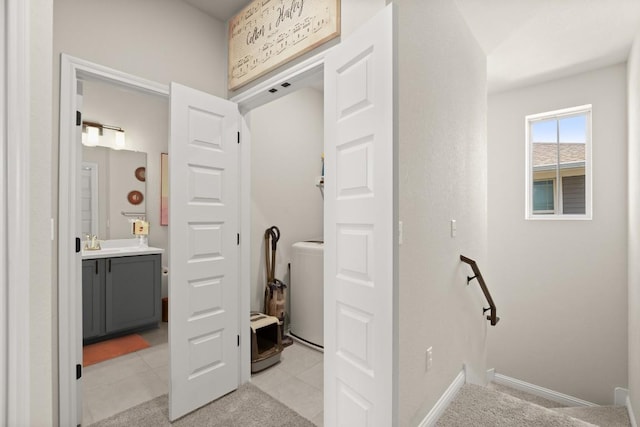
left=628, top=29, right=640, bottom=423
left=488, top=64, right=628, bottom=404
left=54, top=0, right=227, bottom=96
left=30, top=0, right=54, bottom=424
left=396, top=1, right=488, bottom=425
left=81, top=79, right=170, bottom=295
left=248, top=87, right=324, bottom=314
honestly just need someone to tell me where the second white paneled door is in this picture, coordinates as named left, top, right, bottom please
left=324, top=5, right=396, bottom=427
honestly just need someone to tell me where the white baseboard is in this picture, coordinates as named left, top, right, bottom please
left=615, top=387, right=629, bottom=406
left=486, top=368, right=495, bottom=383
left=418, top=368, right=466, bottom=427
left=628, top=396, right=638, bottom=427
left=492, top=373, right=597, bottom=408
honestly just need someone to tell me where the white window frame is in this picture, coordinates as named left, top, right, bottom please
left=525, top=104, right=592, bottom=220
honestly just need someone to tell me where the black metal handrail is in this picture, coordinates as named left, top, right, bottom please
left=460, top=255, right=499, bottom=326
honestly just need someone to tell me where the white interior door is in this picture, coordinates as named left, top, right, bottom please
left=169, top=82, right=240, bottom=421
left=324, top=5, right=396, bottom=427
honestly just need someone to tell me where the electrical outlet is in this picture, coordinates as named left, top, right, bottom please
left=426, top=346, right=433, bottom=372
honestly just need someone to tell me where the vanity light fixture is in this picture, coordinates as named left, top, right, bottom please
left=82, top=121, right=126, bottom=148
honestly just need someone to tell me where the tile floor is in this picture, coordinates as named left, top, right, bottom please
left=251, top=341, right=324, bottom=426
left=82, top=325, right=324, bottom=426
left=82, top=323, right=169, bottom=425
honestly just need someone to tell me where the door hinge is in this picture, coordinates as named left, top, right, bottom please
left=76, top=111, right=82, bottom=126
left=237, top=131, right=240, bottom=144
left=237, top=233, right=240, bottom=245
left=237, top=335, right=240, bottom=347
left=76, top=364, right=82, bottom=380
left=75, top=237, right=81, bottom=253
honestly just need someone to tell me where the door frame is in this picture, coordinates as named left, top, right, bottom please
left=58, top=54, right=170, bottom=426
left=230, top=51, right=329, bottom=384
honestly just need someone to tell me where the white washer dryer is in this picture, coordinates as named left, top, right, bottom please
left=290, top=241, right=324, bottom=348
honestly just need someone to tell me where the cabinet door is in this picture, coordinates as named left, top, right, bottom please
left=105, top=254, right=161, bottom=333
left=82, top=259, right=104, bottom=340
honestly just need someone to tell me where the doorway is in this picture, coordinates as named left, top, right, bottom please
left=247, top=81, right=325, bottom=425
left=78, top=76, right=170, bottom=424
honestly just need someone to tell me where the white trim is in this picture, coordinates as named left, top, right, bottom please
left=2, top=0, right=31, bottom=425
left=627, top=396, right=638, bottom=427
left=418, top=368, right=466, bottom=427
left=493, top=373, right=597, bottom=407
left=615, top=387, right=629, bottom=406
left=486, top=368, right=496, bottom=383
left=58, top=54, right=169, bottom=426
left=525, top=104, right=592, bottom=220
left=230, top=48, right=330, bottom=114
left=526, top=104, right=593, bottom=121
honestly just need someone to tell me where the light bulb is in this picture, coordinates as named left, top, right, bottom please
left=115, top=130, right=126, bottom=149
left=87, top=126, right=99, bottom=146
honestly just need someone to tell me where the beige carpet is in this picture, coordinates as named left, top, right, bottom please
left=89, top=383, right=316, bottom=427
left=554, top=406, right=631, bottom=427
left=436, top=384, right=596, bottom=426
left=488, top=382, right=566, bottom=409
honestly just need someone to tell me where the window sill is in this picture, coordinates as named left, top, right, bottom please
left=525, top=214, right=592, bottom=221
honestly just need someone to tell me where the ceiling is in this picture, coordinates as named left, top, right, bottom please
left=454, top=0, right=640, bottom=93
left=182, top=0, right=640, bottom=94
left=181, top=0, right=249, bottom=22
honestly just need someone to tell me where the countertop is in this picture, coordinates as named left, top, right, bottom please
left=81, top=239, right=164, bottom=260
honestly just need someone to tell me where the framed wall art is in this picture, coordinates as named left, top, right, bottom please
left=228, top=0, right=340, bottom=90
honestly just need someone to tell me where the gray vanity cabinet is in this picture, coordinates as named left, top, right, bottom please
left=82, top=254, right=161, bottom=343
left=105, top=254, right=161, bottom=334
left=82, top=259, right=105, bottom=340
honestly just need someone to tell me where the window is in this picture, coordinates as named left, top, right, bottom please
left=526, top=105, right=591, bottom=219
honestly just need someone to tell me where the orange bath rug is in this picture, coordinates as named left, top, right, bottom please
left=83, top=334, right=150, bottom=367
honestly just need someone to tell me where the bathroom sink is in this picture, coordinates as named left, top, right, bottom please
left=90, top=248, right=123, bottom=254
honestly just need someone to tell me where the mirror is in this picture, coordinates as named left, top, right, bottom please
left=82, top=146, right=147, bottom=239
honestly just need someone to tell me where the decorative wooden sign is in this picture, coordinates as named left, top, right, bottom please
left=228, top=0, right=340, bottom=90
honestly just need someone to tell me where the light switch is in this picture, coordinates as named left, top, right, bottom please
left=451, top=219, right=457, bottom=237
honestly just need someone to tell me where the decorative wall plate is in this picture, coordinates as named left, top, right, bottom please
left=135, top=166, right=146, bottom=182
left=127, top=190, right=144, bottom=205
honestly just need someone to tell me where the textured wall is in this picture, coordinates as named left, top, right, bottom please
left=488, top=64, right=628, bottom=404
left=30, top=0, right=54, bottom=423
left=397, top=1, right=489, bottom=425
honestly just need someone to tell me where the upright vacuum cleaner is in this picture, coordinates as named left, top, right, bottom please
left=264, top=226, right=293, bottom=347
